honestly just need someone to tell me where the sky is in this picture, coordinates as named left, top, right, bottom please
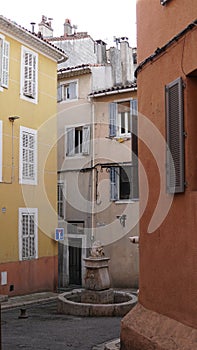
left=1, top=0, right=137, bottom=47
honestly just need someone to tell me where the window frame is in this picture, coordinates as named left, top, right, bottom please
left=20, top=46, right=38, bottom=104
left=66, top=124, right=90, bottom=157
left=110, top=165, right=138, bottom=202
left=19, top=126, right=37, bottom=185
left=109, top=99, right=137, bottom=138
left=18, top=208, right=38, bottom=261
left=57, top=80, right=78, bottom=102
left=117, top=110, right=130, bottom=137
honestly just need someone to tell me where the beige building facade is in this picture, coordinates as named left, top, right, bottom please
left=57, top=66, right=139, bottom=289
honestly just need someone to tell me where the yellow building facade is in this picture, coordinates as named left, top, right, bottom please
left=0, top=16, right=67, bottom=295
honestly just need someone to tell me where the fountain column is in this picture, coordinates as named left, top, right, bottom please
left=81, top=241, right=114, bottom=304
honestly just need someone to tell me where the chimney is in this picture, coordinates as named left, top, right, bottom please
left=120, top=38, right=132, bottom=84
left=64, top=18, right=73, bottom=36
left=38, top=15, right=53, bottom=38
left=109, top=46, right=122, bottom=86
left=30, top=22, right=36, bottom=34
left=96, top=40, right=107, bottom=64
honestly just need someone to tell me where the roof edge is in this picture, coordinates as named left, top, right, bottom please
left=0, top=15, right=68, bottom=63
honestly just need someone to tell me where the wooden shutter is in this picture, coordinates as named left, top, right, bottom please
left=130, top=99, right=139, bottom=198
left=166, top=77, right=185, bottom=193
left=57, top=85, right=62, bottom=102
left=21, top=212, right=36, bottom=260
left=1, top=41, right=9, bottom=88
left=82, top=125, right=90, bottom=155
left=130, top=99, right=138, bottom=157
left=110, top=167, right=118, bottom=200
left=109, top=103, right=117, bottom=137
left=67, top=127, right=75, bottom=156
left=22, top=131, right=36, bottom=181
left=29, top=214, right=35, bottom=258
left=0, top=39, right=2, bottom=85
left=22, top=213, right=29, bottom=259
left=69, top=82, right=77, bottom=99
left=23, top=51, right=36, bottom=98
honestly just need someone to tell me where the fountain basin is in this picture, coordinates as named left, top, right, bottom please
left=57, top=289, right=137, bottom=317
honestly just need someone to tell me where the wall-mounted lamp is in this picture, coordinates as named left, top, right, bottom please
left=8, top=116, right=20, bottom=122
left=116, top=214, right=127, bottom=227
left=129, top=236, right=139, bottom=244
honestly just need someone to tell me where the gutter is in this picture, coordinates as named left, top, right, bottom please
left=89, top=86, right=137, bottom=98
left=0, top=15, right=68, bottom=63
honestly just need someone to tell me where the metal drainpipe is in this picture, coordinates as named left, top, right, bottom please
left=91, top=101, right=95, bottom=242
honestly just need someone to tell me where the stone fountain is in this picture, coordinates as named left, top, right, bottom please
left=57, top=241, right=137, bottom=316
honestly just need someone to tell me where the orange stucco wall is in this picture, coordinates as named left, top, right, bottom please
left=137, top=22, right=197, bottom=329
left=137, top=0, right=197, bottom=63
left=0, top=256, right=58, bottom=296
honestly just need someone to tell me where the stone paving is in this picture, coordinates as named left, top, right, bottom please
left=1, top=296, right=121, bottom=349
left=0, top=290, right=137, bottom=349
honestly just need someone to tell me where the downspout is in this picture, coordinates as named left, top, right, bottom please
left=91, top=101, right=95, bottom=242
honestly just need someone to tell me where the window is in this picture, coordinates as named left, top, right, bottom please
left=57, top=182, right=64, bottom=219
left=18, top=208, right=38, bottom=261
left=57, top=81, right=78, bottom=102
left=109, top=99, right=137, bottom=137
left=66, top=125, right=90, bottom=156
left=0, top=120, right=2, bottom=182
left=110, top=165, right=139, bottom=201
left=165, top=77, right=185, bottom=193
left=20, top=46, right=38, bottom=103
left=19, top=126, right=37, bottom=185
left=0, top=35, right=10, bottom=89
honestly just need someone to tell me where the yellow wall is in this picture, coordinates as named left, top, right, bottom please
left=0, top=32, right=58, bottom=263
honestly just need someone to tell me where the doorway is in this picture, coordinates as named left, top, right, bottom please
left=69, top=238, right=82, bottom=285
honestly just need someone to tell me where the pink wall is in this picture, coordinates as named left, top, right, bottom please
left=138, top=26, right=197, bottom=328
left=0, top=256, right=58, bottom=296
left=137, top=0, right=197, bottom=63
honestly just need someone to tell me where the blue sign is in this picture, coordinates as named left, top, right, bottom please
left=55, top=228, right=64, bottom=241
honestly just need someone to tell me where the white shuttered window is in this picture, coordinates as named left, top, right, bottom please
left=19, top=208, right=38, bottom=260
left=19, top=126, right=37, bottom=185
left=0, top=36, right=10, bottom=88
left=21, top=46, right=38, bottom=103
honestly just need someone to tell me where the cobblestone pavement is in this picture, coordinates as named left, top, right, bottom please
left=1, top=301, right=122, bottom=350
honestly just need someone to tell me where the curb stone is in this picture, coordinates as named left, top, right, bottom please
left=92, top=338, right=120, bottom=350
left=104, top=339, right=120, bottom=350
left=1, top=292, right=59, bottom=310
